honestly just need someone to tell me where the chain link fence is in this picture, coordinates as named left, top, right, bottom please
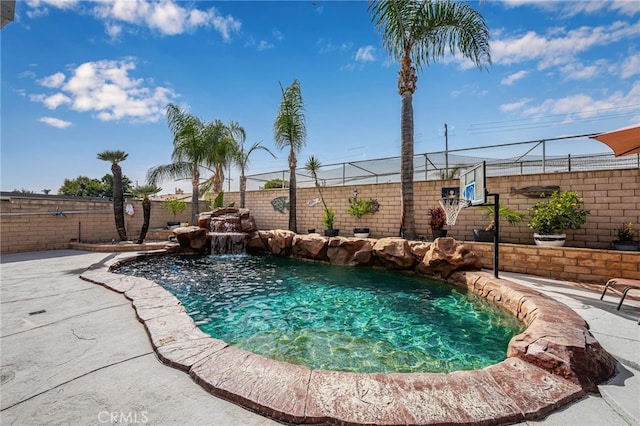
left=247, top=138, right=639, bottom=190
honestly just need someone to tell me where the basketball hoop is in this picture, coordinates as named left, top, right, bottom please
left=438, top=198, right=470, bottom=226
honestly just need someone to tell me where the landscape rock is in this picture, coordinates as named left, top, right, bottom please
left=417, top=237, right=482, bottom=278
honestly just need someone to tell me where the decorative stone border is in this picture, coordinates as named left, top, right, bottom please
left=80, top=246, right=616, bottom=426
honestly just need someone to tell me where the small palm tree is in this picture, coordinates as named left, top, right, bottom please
left=97, top=150, right=129, bottom=241
left=305, top=156, right=334, bottom=231
left=274, top=79, right=306, bottom=233
left=369, top=0, right=491, bottom=239
left=131, top=184, right=162, bottom=244
left=199, top=120, right=240, bottom=198
left=236, top=140, right=275, bottom=208
left=148, top=103, right=218, bottom=225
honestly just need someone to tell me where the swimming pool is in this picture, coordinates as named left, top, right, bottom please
left=116, top=253, right=523, bottom=373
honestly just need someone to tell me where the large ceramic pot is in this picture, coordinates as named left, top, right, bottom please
left=473, top=229, right=494, bottom=242
left=612, top=240, right=640, bottom=251
left=353, top=227, right=370, bottom=238
left=432, top=229, right=448, bottom=239
left=533, top=233, right=566, bottom=247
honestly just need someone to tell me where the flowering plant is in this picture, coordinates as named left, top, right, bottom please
left=528, top=190, right=590, bottom=234
left=615, top=223, right=637, bottom=241
left=163, top=196, right=187, bottom=217
left=428, top=206, right=447, bottom=230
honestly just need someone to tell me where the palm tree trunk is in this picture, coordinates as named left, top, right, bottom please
left=400, top=91, right=415, bottom=240
left=112, top=164, right=127, bottom=241
left=288, top=149, right=297, bottom=233
left=240, top=175, right=247, bottom=208
left=136, top=198, right=151, bottom=244
left=191, top=168, right=200, bottom=225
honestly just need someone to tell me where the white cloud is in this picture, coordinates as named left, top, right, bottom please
left=38, top=116, right=72, bottom=129
left=26, top=0, right=241, bottom=40
left=501, top=70, right=528, bottom=86
left=37, top=72, right=65, bottom=88
left=317, top=38, right=353, bottom=54
left=272, top=29, right=283, bottom=41
left=106, top=23, right=122, bottom=39
left=355, top=46, right=376, bottom=62
left=500, top=98, right=532, bottom=113
left=502, top=0, right=640, bottom=16
left=491, top=20, right=640, bottom=70
left=257, top=40, right=274, bottom=51
left=620, top=54, right=640, bottom=78
left=516, top=81, right=640, bottom=119
left=30, top=58, right=178, bottom=123
left=559, top=61, right=604, bottom=81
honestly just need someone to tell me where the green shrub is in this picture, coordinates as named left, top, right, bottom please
left=528, top=191, right=589, bottom=234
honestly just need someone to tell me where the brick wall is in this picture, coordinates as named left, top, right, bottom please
left=241, top=168, right=639, bottom=249
left=465, top=242, right=639, bottom=283
left=3, top=168, right=635, bottom=253
left=0, top=195, right=206, bottom=254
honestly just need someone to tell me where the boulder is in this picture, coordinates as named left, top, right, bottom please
left=327, top=237, right=375, bottom=266
left=293, top=234, right=328, bottom=261
left=173, top=226, right=208, bottom=252
left=372, top=237, right=415, bottom=270
left=246, top=231, right=269, bottom=251
left=416, top=238, right=482, bottom=278
left=268, top=229, right=296, bottom=256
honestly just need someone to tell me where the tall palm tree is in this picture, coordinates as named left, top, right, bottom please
left=147, top=103, right=217, bottom=225
left=131, top=184, right=162, bottom=244
left=274, top=79, right=306, bottom=233
left=236, top=140, right=276, bottom=208
left=97, top=150, right=129, bottom=241
left=369, top=0, right=491, bottom=240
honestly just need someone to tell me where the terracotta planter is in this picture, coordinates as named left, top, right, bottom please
left=533, top=233, right=566, bottom=247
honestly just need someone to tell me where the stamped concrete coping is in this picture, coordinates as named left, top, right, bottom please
left=80, top=249, right=616, bottom=426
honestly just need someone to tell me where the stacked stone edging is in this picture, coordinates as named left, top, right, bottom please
left=78, top=235, right=617, bottom=425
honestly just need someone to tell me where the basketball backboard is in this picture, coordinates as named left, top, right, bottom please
left=459, top=161, right=486, bottom=205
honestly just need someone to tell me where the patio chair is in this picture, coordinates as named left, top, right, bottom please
left=600, top=278, right=640, bottom=324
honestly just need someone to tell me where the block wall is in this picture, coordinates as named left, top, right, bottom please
left=1, top=168, right=638, bottom=260
left=0, top=196, right=205, bottom=254
left=242, top=168, right=639, bottom=249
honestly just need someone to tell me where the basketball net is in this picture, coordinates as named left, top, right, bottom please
left=438, top=198, right=470, bottom=226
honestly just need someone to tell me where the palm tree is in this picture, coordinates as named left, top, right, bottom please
left=236, top=139, right=276, bottom=208
left=369, top=0, right=491, bottom=240
left=97, top=150, right=129, bottom=241
left=131, top=184, right=162, bottom=244
left=147, top=103, right=218, bottom=225
left=199, top=120, right=239, bottom=198
left=274, top=79, right=306, bottom=233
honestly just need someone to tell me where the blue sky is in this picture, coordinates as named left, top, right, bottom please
left=1, top=0, right=639, bottom=194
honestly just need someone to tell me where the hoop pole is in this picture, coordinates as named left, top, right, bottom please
left=491, top=193, right=499, bottom=278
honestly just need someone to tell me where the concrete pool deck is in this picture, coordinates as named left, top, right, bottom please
left=1, top=249, right=638, bottom=425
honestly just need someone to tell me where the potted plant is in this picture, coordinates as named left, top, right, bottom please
left=163, top=196, right=187, bottom=228
left=473, top=204, right=524, bottom=242
left=612, top=223, right=639, bottom=251
left=322, top=207, right=339, bottom=237
left=528, top=190, right=590, bottom=246
left=347, top=191, right=379, bottom=237
left=428, top=206, right=447, bottom=239
left=305, top=155, right=339, bottom=237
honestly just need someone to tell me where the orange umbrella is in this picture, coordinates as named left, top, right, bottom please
left=589, top=124, right=640, bottom=157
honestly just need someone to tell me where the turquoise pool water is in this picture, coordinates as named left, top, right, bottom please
left=116, top=254, right=523, bottom=373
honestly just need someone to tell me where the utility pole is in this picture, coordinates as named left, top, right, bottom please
left=444, top=123, right=449, bottom=177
